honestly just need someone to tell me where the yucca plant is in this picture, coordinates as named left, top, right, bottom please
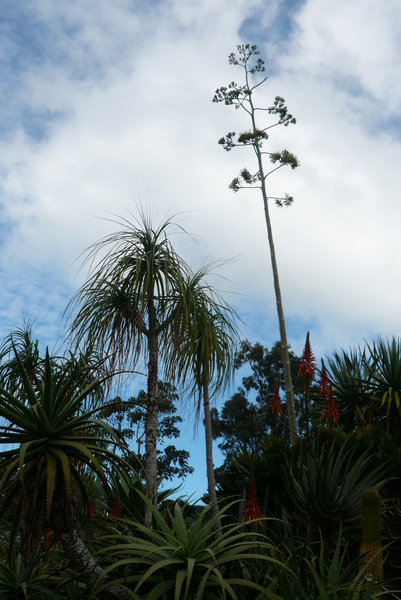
left=0, top=344, right=134, bottom=599
left=94, top=495, right=289, bottom=599
left=364, top=337, right=401, bottom=442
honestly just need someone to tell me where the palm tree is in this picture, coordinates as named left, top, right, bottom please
left=66, top=210, right=194, bottom=523
left=169, top=266, right=239, bottom=522
left=0, top=344, right=132, bottom=600
left=326, top=346, right=373, bottom=430
left=363, top=337, right=401, bottom=442
left=327, top=337, right=401, bottom=441
left=213, top=44, right=300, bottom=443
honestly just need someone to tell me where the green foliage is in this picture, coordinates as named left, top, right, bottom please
left=327, top=336, right=401, bottom=440
left=212, top=341, right=302, bottom=466
left=94, top=497, right=282, bottom=599
left=102, top=382, right=194, bottom=481
left=326, top=347, right=372, bottom=429
left=270, top=530, right=382, bottom=599
left=284, top=439, right=388, bottom=545
left=66, top=210, right=193, bottom=373
left=0, top=553, right=30, bottom=599
left=0, top=345, right=133, bottom=547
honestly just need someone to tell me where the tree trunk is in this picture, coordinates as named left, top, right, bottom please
left=50, top=493, right=130, bottom=600
left=203, top=378, right=222, bottom=532
left=58, top=528, right=130, bottom=600
left=144, top=294, right=159, bottom=525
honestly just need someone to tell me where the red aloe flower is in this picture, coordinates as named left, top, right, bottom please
left=268, top=377, right=282, bottom=416
left=299, top=331, right=316, bottom=379
left=110, top=498, right=119, bottom=519
left=85, top=498, right=96, bottom=518
left=242, top=467, right=262, bottom=523
left=324, top=385, right=339, bottom=424
left=46, top=528, right=54, bottom=550
left=318, top=358, right=331, bottom=399
left=28, top=533, right=38, bottom=549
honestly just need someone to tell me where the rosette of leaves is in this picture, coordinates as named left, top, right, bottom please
left=270, top=530, right=384, bottom=599
left=284, top=439, right=388, bottom=545
left=0, top=345, right=137, bottom=599
left=93, top=495, right=288, bottom=599
left=0, top=553, right=30, bottom=600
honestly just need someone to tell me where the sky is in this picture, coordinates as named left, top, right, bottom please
left=1, top=0, right=401, bottom=499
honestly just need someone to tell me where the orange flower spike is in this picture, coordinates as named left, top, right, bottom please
left=268, top=377, right=282, bottom=416
left=242, top=467, right=262, bottom=522
left=318, top=358, right=331, bottom=399
left=324, top=385, right=339, bottom=424
left=28, top=533, right=38, bottom=549
left=110, top=498, right=119, bottom=519
left=85, top=498, right=96, bottom=518
left=299, top=331, right=316, bottom=380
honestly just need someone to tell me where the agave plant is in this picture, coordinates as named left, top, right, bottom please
left=284, top=439, right=388, bottom=545
left=94, top=495, right=288, bottom=599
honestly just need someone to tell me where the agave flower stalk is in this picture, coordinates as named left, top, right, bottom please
left=213, top=44, right=300, bottom=443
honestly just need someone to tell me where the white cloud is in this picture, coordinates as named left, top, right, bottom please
left=1, top=0, right=401, bottom=365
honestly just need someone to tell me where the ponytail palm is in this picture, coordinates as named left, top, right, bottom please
left=67, top=211, right=194, bottom=523
left=170, top=266, right=239, bottom=519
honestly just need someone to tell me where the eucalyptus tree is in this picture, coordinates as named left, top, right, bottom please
left=66, top=210, right=196, bottom=523
left=169, top=266, right=239, bottom=521
left=213, top=44, right=300, bottom=443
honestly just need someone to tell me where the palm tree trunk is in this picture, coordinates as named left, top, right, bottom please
left=203, top=378, right=222, bottom=532
left=144, top=295, right=159, bottom=525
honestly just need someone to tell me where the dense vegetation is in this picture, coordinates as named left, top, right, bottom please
left=0, top=45, right=399, bottom=598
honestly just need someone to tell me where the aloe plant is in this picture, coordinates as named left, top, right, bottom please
left=0, top=345, right=133, bottom=599
left=271, top=529, right=383, bottom=599
left=284, top=439, right=388, bottom=545
left=94, top=496, right=289, bottom=599
left=0, top=553, right=30, bottom=600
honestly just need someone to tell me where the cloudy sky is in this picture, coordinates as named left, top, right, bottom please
left=1, top=0, right=401, bottom=497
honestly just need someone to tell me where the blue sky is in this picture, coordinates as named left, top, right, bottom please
left=1, top=0, right=401, bottom=498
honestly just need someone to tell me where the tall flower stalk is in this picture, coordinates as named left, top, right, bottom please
left=317, top=358, right=339, bottom=433
left=213, top=44, right=299, bottom=443
left=242, top=466, right=262, bottom=525
left=299, top=331, right=316, bottom=444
